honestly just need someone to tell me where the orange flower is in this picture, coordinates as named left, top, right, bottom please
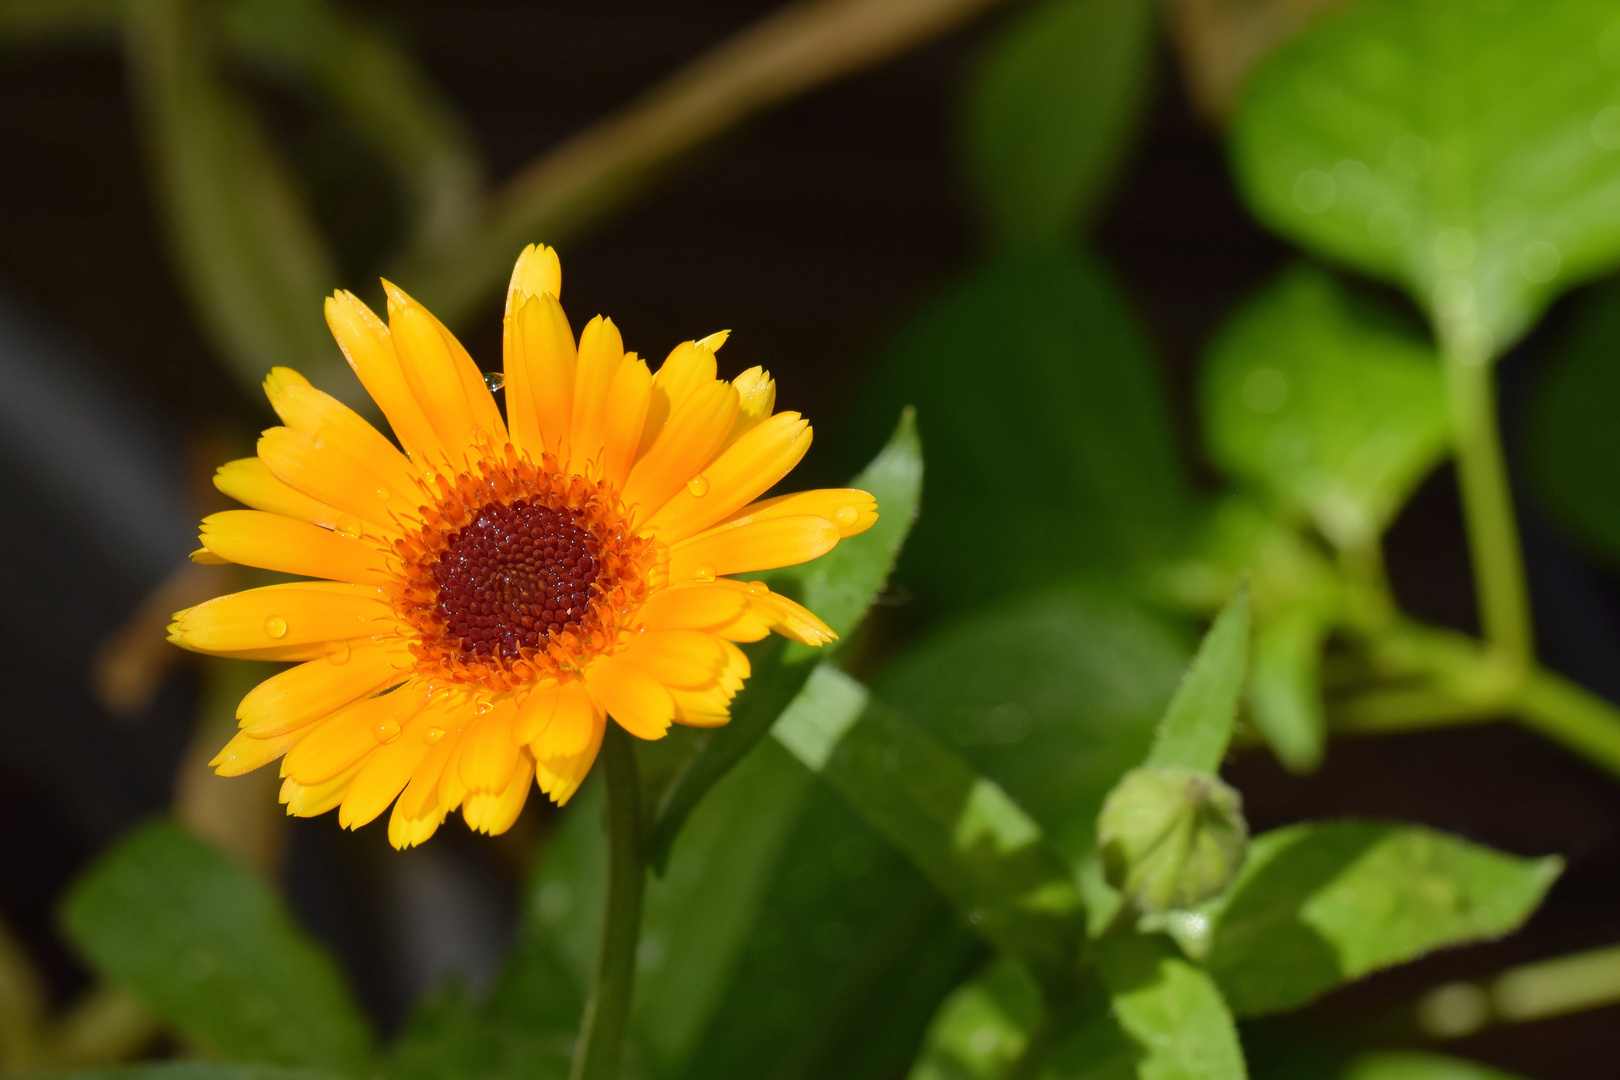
left=171, top=245, right=876, bottom=848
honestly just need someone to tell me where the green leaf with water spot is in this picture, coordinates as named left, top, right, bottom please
left=60, top=821, right=373, bottom=1073
left=962, top=0, right=1155, bottom=246
left=1202, top=266, right=1448, bottom=549
left=1201, top=821, right=1562, bottom=1016
left=1232, top=0, right=1620, bottom=355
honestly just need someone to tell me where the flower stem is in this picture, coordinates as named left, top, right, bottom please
left=570, top=724, right=645, bottom=1080
left=1441, top=331, right=1533, bottom=670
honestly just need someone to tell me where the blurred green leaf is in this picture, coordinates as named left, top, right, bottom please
left=60, top=821, right=373, bottom=1073
left=842, top=248, right=1190, bottom=614
left=646, top=409, right=922, bottom=868
left=962, top=0, right=1155, bottom=245
left=776, top=667, right=1087, bottom=984
left=220, top=0, right=481, bottom=252
left=1231, top=0, right=1620, bottom=354
left=1339, top=1053, right=1528, bottom=1080
left=1147, top=588, right=1250, bottom=773
left=1094, top=934, right=1248, bottom=1080
left=1526, top=275, right=1620, bottom=564
left=37, top=1067, right=347, bottom=1080
left=383, top=982, right=572, bottom=1080
left=1202, top=822, right=1562, bottom=1016
left=1202, top=266, right=1448, bottom=549
left=905, top=957, right=1043, bottom=1080
left=1247, top=603, right=1328, bottom=773
left=125, top=0, right=355, bottom=400
left=0, top=0, right=120, bottom=44
left=877, top=585, right=1189, bottom=867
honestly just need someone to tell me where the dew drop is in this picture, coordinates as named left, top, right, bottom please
left=376, top=487, right=391, bottom=503
left=693, top=563, right=716, bottom=583
left=746, top=580, right=769, bottom=597
left=476, top=700, right=492, bottom=715
left=834, top=505, right=859, bottom=528
left=326, top=640, right=351, bottom=665
left=484, top=371, right=506, bottom=392
left=423, top=726, right=445, bottom=745
left=374, top=718, right=401, bottom=743
left=263, top=616, right=288, bottom=639
left=687, top=474, right=710, bottom=497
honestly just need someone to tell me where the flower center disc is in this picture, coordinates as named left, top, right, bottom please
left=431, top=498, right=602, bottom=661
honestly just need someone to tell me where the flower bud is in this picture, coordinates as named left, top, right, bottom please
left=1097, top=766, right=1248, bottom=912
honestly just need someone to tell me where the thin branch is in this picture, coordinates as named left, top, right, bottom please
left=393, top=0, right=1012, bottom=324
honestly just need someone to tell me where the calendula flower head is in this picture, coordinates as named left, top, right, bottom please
left=170, top=245, right=876, bottom=848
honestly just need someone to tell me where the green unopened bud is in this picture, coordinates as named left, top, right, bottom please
left=1097, top=766, right=1247, bottom=912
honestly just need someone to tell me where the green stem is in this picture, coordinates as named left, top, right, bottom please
left=1441, top=331, right=1533, bottom=669
left=570, top=724, right=645, bottom=1080
left=1518, top=669, right=1620, bottom=777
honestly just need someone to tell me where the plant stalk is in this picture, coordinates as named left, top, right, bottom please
left=570, top=724, right=646, bottom=1080
left=1440, top=331, right=1533, bottom=670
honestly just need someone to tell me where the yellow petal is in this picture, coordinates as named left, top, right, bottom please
left=514, top=684, right=560, bottom=745
left=722, top=366, right=776, bottom=451
left=387, top=798, right=448, bottom=849
left=281, top=759, right=365, bottom=817
left=508, top=294, right=576, bottom=461
left=535, top=709, right=605, bottom=806
left=170, top=582, right=394, bottom=655
left=505, top=243, right=562, bottom=314
left=619, top=630, right=730, bottom=688
left=642, top=412, right=811, bottom=541
left=570, top=316, right=625, bottom=475
left=237, top=639, right=413, bottom=738
left=584, top=655, right=673, bottom=740
left=257, top=427, right=404, bottom=533
left=326, top=291, right=448, bottom=464
left=200, top=510, right=393, bottom=586
left=339, top=718, right=432, bottom=829
left=215, top=457, right=348, bottom=529
left=667, top=515, right=840, bottom=583
left=386, top=285, right=502, bottom=460
left=748, top=586, right=837, bottom=646
left=669, top=684, right=735, bottom=728
left=463, top=749, right=533, bottom=835
left=458, top=698, right=520, bottom=793
left=621, top=380, right=739, bottom=527
left=395, top=719, right=464, bottom=821
left=264, top=379, right=422, bottom=504
left=637, top=333, right=726, bottom=458
left=282, top=686, right=426, bottom=785
left=600, top=356, right=651, bottom=489
left=534, top=681, right=597, bottom=759
left=715, top=487, right=878, bottom=539
left=210, top=728, right=302, bottom=777
left=635, top=584, right=751, bottom=631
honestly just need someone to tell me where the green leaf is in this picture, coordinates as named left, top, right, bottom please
left=1202, top=266, right=1448, bottom=548
left=60, top=821, right=373, bottom=1073
left=1526, top=276, right=1620, bottom=564
left=1148, top=587, right=1249, bottom=773
left=1202, top=822, right=1562, bottom=1016
left=775, top=667, right=1087, bottom=983
left=1094, top=934, right=1248, bottom=1080
left=841, top=248, right=1190, bottom=614
left=383, top=982, right=572, bottom=1080
left=645, top=408, right=922, bottom=868
left=1247, top=603, right=1328, bottom=773
left=876, top=585, right=1190, bottom=868
left=125, top=0, right=355, bottom=401
left=1339, top=1053, right=1528, bottom=1080
left=36, top=1068, right=347, bottom=1080
left=905, top=957, right=1044, bottom=1080
left=1231, top=0, right=1620, bottom=355
left=962, top=0, right=1155, bottom=245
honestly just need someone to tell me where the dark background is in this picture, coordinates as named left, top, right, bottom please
left=1, top=2, right=1617, bottom=1075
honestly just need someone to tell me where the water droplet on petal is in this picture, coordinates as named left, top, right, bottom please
left=263, top=616, right=288, bottom=639
left=476, top=700, right=492, bottom=715
left=834, top=505, right=859, bottom=528
left=746, top=580, right=769, bottom=597
left=687, top=474, right=710, bottom=497
left=326, top=640, right=351, bottom=665
left=693, top=563, right=716, bottom=583
left=375, top=718, right=401, bottom=743
left=423, top=726, right=445, bottom=745
left=376, top=487, right=391, bottom=502
left=484, top=371, right=506, bottom=392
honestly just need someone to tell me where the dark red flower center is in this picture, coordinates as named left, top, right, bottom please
left=431, top=497, right=602, bottom=660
